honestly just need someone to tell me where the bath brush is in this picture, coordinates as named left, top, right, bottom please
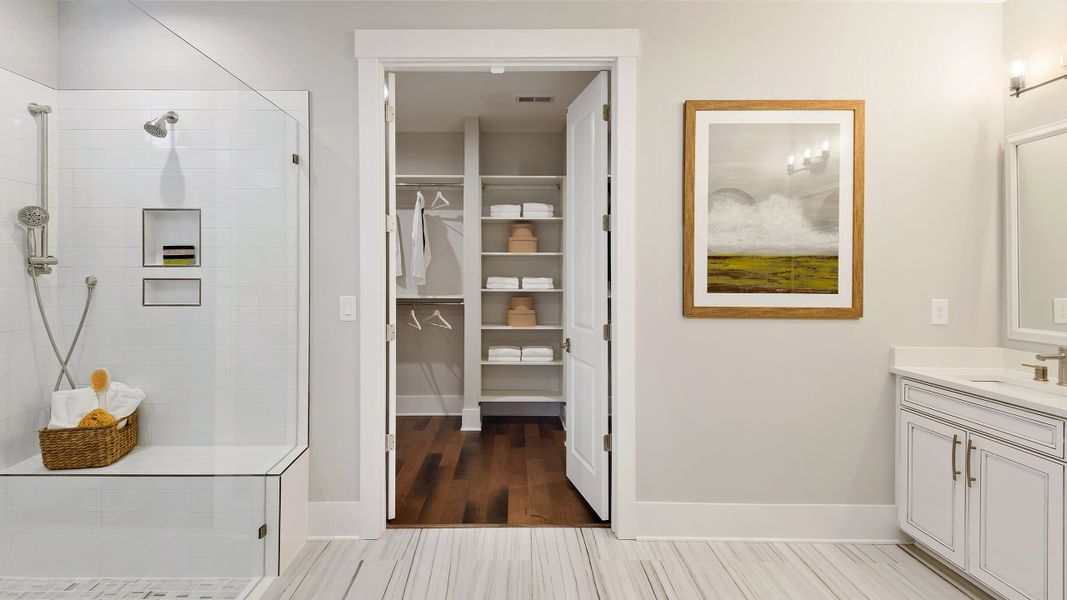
left=90, top=368, right=111, bottom=411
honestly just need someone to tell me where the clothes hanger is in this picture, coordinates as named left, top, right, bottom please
left=406, top=308, right=422, bottom=330
left=430, top=190, right=450, bottom=210
left=424, top=309, right=452, bottom=330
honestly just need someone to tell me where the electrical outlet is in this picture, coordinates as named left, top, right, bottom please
left=931, top=299, right=949, bottom=325
left=339, top=296, right=357, bottom=322
left=1055, top=298, right=1067, bottom=325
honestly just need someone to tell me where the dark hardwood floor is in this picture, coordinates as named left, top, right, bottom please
left=389, top=415, right=605, bottom=527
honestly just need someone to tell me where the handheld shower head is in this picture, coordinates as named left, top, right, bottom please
left=18, top=205, right=49, bottom=228
left=144, top=111, right=179, bottom=138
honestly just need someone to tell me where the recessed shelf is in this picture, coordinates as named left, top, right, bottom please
left=482, top=360, right=562, bottom=366
left=143, top=278, right=201, bottom=307
left=481, top=390, right=563, bottom=403
left=481, top=217, right=562, bottom=223
left=481, top=325, right=562, bottom=330
left=481, top=252, right=562, bottom=257
left=482, top=288, right=562, bottom=293
left=397, top=174, right=464, bottom=183
left=143, top=209, right=200, bottom=268
left=481, top=175, right=564, bottom=185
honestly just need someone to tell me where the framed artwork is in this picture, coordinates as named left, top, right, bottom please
left=683, top=100, right=865, bottom=319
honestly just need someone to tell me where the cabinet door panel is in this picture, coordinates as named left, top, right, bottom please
left=898, top=410, right=967, bottom=568
left=967, top=434, right=1064, bottom=600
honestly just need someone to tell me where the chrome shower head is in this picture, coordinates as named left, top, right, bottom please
left=85, top=276, right=97, bottom=288
left=144, top=111, right=178, bottom=138
left=18, top=205, right=49, bottom=228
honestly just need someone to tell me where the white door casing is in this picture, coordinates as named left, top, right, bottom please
left=966, top=434, right=1064, bottom=600
left=564, top=71, right=610, bottom=520
left=898, top=410, right=967, bottom=569
left=385, top=72, right=398, bottom=521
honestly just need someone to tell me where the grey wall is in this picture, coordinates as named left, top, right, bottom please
left=0, top=0, right=58, bottom=88
left=125, top=0, right=1004, bottom=508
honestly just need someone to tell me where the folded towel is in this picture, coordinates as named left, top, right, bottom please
left=490, top=204, right=522, bottom=216
left=488, top=346, right=521, bottom=357
left=48, top=382, right=145, bottom=429
left=487, top=276, right=519, bottom=286
left=487, top=284, right=520, bottom=290
left=522, top=212, right=554, bottom=218
left=521, top=346, right=554, bottom=358
left=522, top=277, right=554, bottom=289
left=521, top=356, right=556, bottom=363
left=523, top=203, right=554, bottom=215
left=488, top=356, right=522, bottom=363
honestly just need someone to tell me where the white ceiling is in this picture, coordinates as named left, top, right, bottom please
left=394, top=71, right=598, bottom=133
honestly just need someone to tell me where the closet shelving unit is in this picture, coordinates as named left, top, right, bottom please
left=480, top=173, right=566, bottom=409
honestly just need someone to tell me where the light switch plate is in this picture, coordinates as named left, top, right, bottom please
left=1055, top=298, right=1067, bottom=325
left=930, top=299, right=949, bottom=325
left=339, top=296, right=357, bottom=322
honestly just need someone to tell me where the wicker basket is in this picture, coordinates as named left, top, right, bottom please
left=38, top=411, right=138, bottom=470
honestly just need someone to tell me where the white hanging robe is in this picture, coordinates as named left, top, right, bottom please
left=410, top=190, right=432, bottom=285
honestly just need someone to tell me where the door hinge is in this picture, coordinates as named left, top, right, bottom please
left=602, top=214, right=610, bottom=232
left=386, top=323, right=396, bottom=342
left=562, top=337, right=572, bottom=353
left=602, top=103, right=611, bottom=122
left=386, top=433, right=396, bottom=452
left=603, top=434, right=612, bottom=452
left=258, top=524, right=268, bottom=539
left=602, top=323, right=611, bottom=341
left=291, top=153, right=300, bottom=165
left=385, top=214, right=398, bottom=233
left=385, top=103, right=395, bottom=122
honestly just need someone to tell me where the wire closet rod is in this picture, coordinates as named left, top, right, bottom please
left=396, top=182, right=465, bottom=188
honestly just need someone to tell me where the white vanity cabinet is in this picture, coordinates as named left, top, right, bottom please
left=897, top=379, right=1066, bottom=600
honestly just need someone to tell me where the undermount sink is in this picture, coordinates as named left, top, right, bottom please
left=963, top=375, right=1067, bottom=397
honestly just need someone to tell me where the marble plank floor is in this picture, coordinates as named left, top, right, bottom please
left=261, top=528, right=977, bottom=600
left=0, top=576, right=255, bottom=599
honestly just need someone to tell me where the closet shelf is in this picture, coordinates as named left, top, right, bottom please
left=481, top=390, right=564, bottom=404
left=397, top=174, right=464, bottom=182
left=397, top=294, right=463, bottom=300
left=482, top=288, right=562, bottom=293
left=481, top=217, right=562, bottom=223
left=482, top=360, right=562, bottom=366
left=481, top=175, right=564, bottom=186
left=481, top=325, right=562, bottom=330
left=481, top=252, right=562, bottom=257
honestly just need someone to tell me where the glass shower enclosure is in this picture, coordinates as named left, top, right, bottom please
left=0, top=0, right=309, bottom=590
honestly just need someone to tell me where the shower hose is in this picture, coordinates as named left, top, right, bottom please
left=29, top=269, right=96, bottom=391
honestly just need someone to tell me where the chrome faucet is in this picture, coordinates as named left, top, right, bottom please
left=1036, top=347, right=1067, bottom=387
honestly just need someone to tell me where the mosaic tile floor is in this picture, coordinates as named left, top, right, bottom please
left=0, top=577, right=256, bottom=599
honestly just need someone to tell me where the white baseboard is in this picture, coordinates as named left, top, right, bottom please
left=634, top=501, right=902, bottom=543
left=461, top=406, right=481, bottom=431
left=397, top=394, right=463, bottom=416
left=480, top=402, right=562, bottom=418
left=308, top=501, right=360, bottom=539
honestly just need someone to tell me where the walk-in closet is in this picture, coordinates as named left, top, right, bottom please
left=386, top=70, right=611, bottom=526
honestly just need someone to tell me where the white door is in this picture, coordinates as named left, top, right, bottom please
left=385, top=72, right=398, bottom=520
left=897, top=410, right=967, bottom=568
left=563, top=71, right=610, bottom=520
left=967, top=434, right=1064, bottom=600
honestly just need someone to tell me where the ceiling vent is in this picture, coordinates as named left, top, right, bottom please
left=515, top=95, right=555, bottom=104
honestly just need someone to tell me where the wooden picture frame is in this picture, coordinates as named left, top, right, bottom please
left=683, top=100, right=865, bottom=319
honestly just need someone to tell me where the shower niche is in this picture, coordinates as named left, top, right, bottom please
left=143, top=208, right=200, bottom=267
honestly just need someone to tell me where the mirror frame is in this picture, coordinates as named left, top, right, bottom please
left=1005, top=118, right=1067, bottom=346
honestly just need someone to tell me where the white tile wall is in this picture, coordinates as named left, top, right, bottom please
left=0, top=68, right=58, bottom=469
left=0, top=475, right=267, bottom=577
left=53, top=89, right=309, bottom=447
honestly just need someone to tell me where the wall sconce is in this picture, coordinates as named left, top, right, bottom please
left=787, top=138, right=830, bottom=174
left=1009, top=48, right=1067, bottom=97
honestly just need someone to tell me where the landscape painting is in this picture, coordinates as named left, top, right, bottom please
left=683, top=100, right=864, bottom=318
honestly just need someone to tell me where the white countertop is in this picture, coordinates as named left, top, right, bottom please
left=891, top=347, right=1067, bottom=419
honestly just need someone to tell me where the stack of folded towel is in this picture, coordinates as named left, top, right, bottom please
left=521, top=346, right=554, bottom=362
left=522, top=203, right=554, bottom=218
left=490, top=204, right=522, bottom=218
left=486, top=276, right=519, bottom=290
left=522, top=277, right=554, bottom=290
left=487, top=346, right=521, bottom=363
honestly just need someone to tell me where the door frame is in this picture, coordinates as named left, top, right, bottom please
left=355, top=28, right=639, bottom=540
